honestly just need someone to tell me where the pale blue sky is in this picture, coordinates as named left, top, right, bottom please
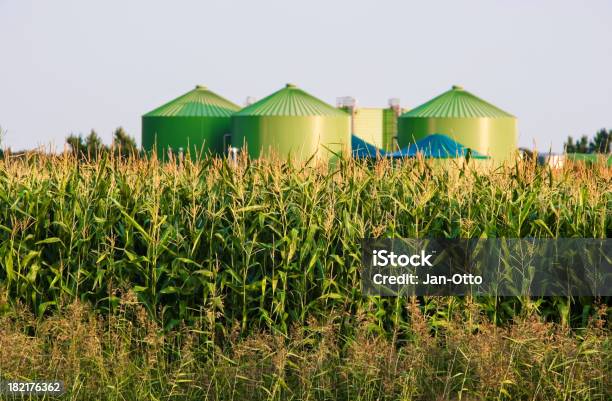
left=1, top=0, right=611, bottom=152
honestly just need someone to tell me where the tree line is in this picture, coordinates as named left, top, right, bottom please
left=0, top=126, right=139, bottom=160
left=563, top=128, right=611, bottom=154
left=66, top=127, right=139, bottom=159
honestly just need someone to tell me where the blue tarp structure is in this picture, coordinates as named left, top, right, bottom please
left=351, top=134, right=386, bottom=158
left=389, top=134, right=489, bottom=159
left=351, top=133, right=489, bottom=160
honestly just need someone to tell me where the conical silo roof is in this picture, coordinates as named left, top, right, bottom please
left=402, top=85, right=514, bottom=118
left=234, top=84, right=348, bottom=117
left=144, top=85, right=240, bottom=117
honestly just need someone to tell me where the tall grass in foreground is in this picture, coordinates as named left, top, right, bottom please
left=0, top=153, right=610, bottom=400
left=0, top=295, right=609, bottom=401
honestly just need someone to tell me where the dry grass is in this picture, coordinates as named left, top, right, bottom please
left=0, top=295, right=609, bottom=401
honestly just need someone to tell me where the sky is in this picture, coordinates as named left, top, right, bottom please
left=0, top=0, right=611, bottom=152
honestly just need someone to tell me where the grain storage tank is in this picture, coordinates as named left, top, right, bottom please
left=349, top=108, right=385, bottom=150
left=398, top=85, right=517, bottom=162
left=142, top=85, right=240, bottom=158
left=338, top=97, right=405, bottom=153
left=231, top=84, right=350, bottom=162
left=346, top=108, right=400, bottom=152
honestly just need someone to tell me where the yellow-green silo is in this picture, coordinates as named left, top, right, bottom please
left=231, top=84, right=350, bottom=162
left=142, top=85, right=240, bottom=158
left=398, top=86, right=517, bottom=162
left=350, top=107, right=405, bottom=152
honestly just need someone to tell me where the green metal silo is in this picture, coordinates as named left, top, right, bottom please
left=142, top=85, right=240, bottom=158
left=398, top=86, right=517, bottom=163
left=231, top=84, right=350, bottom=162
left=345, top=107, right=402, bottom=152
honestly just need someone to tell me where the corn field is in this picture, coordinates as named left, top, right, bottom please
left=0, top=153, right=610, bottom=400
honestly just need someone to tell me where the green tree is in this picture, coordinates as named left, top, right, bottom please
left=85, top=129, right=107, bottom=159
left=576, top=135, right=589, bottom=153
left=564, top=129, right=611, bottom=154
left=0, top=125, right=5, bottom=159
left=67, top=130, right=108, bottom=159
left=66, top=134, right=85, bottom=157
left=112, top=127, right=138, bottom=158
left=565, top=135, right=589, bottom=153
left=589, top=128, right=610, bottom=154
left=564, top=136, right=575, bottom=153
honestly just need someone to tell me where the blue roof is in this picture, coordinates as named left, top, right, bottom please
left=389, top=134, right=489, bottom=159
left=352, top=134, right=386, bottom=158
